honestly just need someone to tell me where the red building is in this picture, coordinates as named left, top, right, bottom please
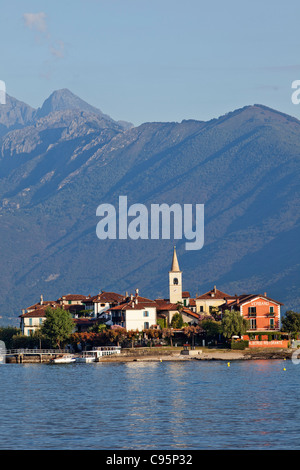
left=222, top=293, right=283, bottom=334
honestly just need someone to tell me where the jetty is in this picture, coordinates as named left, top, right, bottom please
left=5, top=349, right=72, bottom=363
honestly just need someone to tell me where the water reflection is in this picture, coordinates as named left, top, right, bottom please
left=1, top=361, right=300, bottom=449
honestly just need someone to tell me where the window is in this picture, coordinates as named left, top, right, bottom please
left=199, top=306, right=204, bottom=312
left=269, top=306, right=274, bottom=313
left=173, top=278, right=178, bottom=285
left=144, top=322, right=149, bottom=329
left=29, top=318, right=32, bottom=326
left=250, top=318, right=256, bottom=329
left=143, top=311, right=149, bottom=317
left=248, top=307, right=256, bottom=314
left=39, top=318, right=43, bottom=325
left=270, top=318, right=275, bottom=329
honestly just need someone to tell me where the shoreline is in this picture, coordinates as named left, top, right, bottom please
left=99, top=350, right=293, bottom=362
left=4, top=348, right=294, bottom=364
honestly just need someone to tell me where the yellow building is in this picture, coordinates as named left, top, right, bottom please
left=195, top=286, right=232, bottom=314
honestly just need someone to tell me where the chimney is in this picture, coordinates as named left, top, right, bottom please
left=135, top=297, right=138, bottom=305
left=237, top=298, right=239, bottom=305
left=22, top=309, right=25, bottom=315
left=130, top=294, right=134, bottom=301
left=214, top=285, right=217, bottom=293
left=40, top=294, right=43, bottom=305
left=132, top=302, right=135, bottom=309
left=264, top=292, right=267, bottom=297
left=135, top=288, right=139, bottom=297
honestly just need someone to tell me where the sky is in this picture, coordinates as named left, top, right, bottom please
left=1, top=0, right=300, bottom=126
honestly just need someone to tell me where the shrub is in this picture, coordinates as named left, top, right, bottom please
left=231, top=340, right=249, bottom=350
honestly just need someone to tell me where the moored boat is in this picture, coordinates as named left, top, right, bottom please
left=76, top=346, right=121, bottom=363
left=51, top=354, right=76, bottom=364
left=76, top=351, right=96, bottom=363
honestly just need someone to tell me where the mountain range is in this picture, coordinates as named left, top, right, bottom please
left=0, top=88, right=299, bottom=325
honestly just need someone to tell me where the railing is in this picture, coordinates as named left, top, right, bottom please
left=6, top=349, right=69, bottom=355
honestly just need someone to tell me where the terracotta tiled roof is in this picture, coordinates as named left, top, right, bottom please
left=223, top=294, right=284, bottom=308
left=63, top=304, right=84, bottom=311
left=155, top=298, right=170, bottom=304
left=89, top=292, right=124, bottom=303
left=27, top=301, right=58, bottom=311
left=109, top=295, right=157, bottom=311
left=58, top=294, right=89, bottom=301
left=182, top=291, right=190, bottom=298
left=196, top=287, right=232, bottom=300
left=181, top=307, right=200, bottom=320
left=155, top=300, right=179, bottom=311
left=20, top=308, right=48, bottom=318
left=73, top=318, right=97, bottom=325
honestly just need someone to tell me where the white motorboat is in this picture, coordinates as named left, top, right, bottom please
left=51, top=354, right=76, bottom=364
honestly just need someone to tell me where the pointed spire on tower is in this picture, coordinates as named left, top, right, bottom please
left=170, top=246, right=180, bottom=272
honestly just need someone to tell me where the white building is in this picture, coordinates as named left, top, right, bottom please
left=82, top=291, right=124, bottom=319
left=108, top=292, right=157, bottom=331
left=19, top=308, right=47, bottom=336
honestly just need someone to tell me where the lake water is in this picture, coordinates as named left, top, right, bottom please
left=0, top=360, right=299, bottom=450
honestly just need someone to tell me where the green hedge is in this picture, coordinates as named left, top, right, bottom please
left=231, top=340, right=249, bottom=350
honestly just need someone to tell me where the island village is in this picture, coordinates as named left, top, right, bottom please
left=9, top=245, right=293, bottom=364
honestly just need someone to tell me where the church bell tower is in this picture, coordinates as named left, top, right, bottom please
left=169, top=246, right=182, bottom=304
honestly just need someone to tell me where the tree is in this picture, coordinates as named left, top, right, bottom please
left=78, top=309, right=93, bottom=318
left=157, top=317, right=167, bottom=329
left=209, top=306, right=222, bottom=321
left=281, top=310, right=300, bottom=339
left=126, top=329, right=140, bottom=348
left=41, top=307, right=74, bottom=349
left=182, top=325, right=202, bottom=347
left=89, top=322, right=107, bottom=333
left=221, top=310, right=249, bottom=339
left=176, top=302, right=184, bottom=312
left=106, top=327, right=127, bottom=347
left=170, top=312, right=184, bottom=329
left=0, top=326, right=21, bottom=349
left=144, top=328, right=160, bottom=347
left=201, top=319, right=222, bottom=341
left=162, top=328, right=174, bottom=347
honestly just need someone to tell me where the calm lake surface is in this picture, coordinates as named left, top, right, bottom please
left=0, top=360, right=299, bottom=450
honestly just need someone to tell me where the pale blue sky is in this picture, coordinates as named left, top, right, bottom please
left=1, top=0, right=300, bottom=125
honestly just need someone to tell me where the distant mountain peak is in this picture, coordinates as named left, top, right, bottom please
left=35, top=88, right=109, bottom=119
left=34, top=88, right=133, bottom=129
left=0, top=94, right=36, bottom=135
left=211, top=103, right=300, bottom=128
